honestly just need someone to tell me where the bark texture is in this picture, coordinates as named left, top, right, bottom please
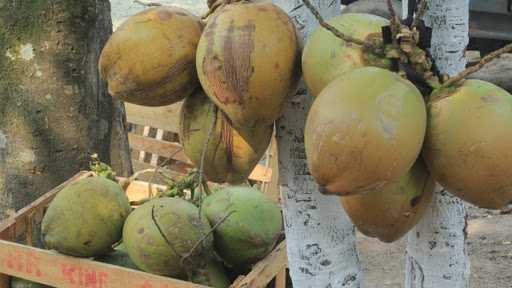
left=405, top=1, right=471, bottom=287
left=272, top=1, right=362, bottom=287
left=0, top=0, right=132, bottom=220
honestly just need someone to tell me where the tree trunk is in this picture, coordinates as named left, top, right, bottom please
left=404, top=1, right=471, bottom=287
left=271, top=1, right=362, bottom=287
left=0, top=0, right=132, bottom=220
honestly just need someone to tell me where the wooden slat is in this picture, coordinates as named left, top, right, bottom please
left=0, top=240, right=208, bottom=288
left=128, top=133, right=192, bottom=165
left=132, top=160, right=190, bottom=180
left=123, top=179, right=168, bottom=203
left=151, top=129, right=165, bottom=166
left=125, top=102, right=182, bottom=133
left=231, top=241, right=288, bottom=288
left=265, top=135, right=280, bottom=203
left=274, top=269, right=287, bottom=288
left=248, top=164, right=272, bottom=183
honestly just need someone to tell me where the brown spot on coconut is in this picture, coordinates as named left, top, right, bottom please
left=424, top=79, right=512, bottom=209
left=99, top=7, right=203, bottom=106
left=305, top=67, right=426, bottom=196
left=197, top=2, right=300, bottom=127
left=341, top=159, right=435, bottom=243
left=179, top=90, right=273, bottom=184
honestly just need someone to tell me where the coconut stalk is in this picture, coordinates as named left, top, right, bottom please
left=404, top=0, right=471, bottom=287
left=271, top=1, right=362, bottom=287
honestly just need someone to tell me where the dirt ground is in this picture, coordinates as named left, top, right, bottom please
left=359, top=205, right=512, bottom=288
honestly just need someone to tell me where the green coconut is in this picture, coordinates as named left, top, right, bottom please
left=302, top=13, right=391, bottom=97
left=423, top=79, right=512, bottom=209
left=189, top=258, right=231, bottom=288
left=95, top=243, right=139, bottom=270
left=341, top=160, right=435, bottom=242
left=41, top=177, right=131, bottom=257
left=305, top=67, right=426, bottom=196
left=122, top=197, right=213, bottom=278
left=196, top=1, right=300, bottom=127
left=180, top=90, right=273, bottom=184
left=10, top=278, right=51, bottom=288
left=99, top=7, right=203, bottom=106
left=202, top=186, right=282, bottom=267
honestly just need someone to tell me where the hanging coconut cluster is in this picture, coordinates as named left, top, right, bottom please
left=100, top=0, right=300, bottom=185
left=300, top=0, right=512, bottom=242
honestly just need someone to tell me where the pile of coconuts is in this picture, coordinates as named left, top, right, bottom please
left=39, top=169, right=282, bottom=287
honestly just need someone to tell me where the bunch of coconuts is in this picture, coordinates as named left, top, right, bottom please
left=99, top=1, right=300, bottom=185
left=301, top=2, right=512, bottom=243
left=40, top=169, right=282, bottom=287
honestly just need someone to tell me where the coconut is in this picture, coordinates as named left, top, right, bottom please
left=189, top=258, right=230, bottom=288
left=196, top=1, right=300, bottom=127
left=41, top=177, right=131, bottom=257
left=99, top=7, right=203, bottom=106
left=305, top=67, right=426, bottom=196
left=202, top=186, right=282, bottom=267
left=423, top=79, right=512, bottom=209
left=95, top=244, right=139, bottom=270
left=10, top=278, right=51, bottom=288
left=302, top=13, right=391, bottom=97
left=122, top=197, right=213, bottom=278
left=341, top=160, right=435, bottom=242
left=180, top=90, right=273, bottom=184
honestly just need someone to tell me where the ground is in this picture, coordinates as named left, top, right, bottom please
left=360, top=205, right=512, bottom=288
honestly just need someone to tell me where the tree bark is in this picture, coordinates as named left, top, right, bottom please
left=404, top=1, right=471, bottom=287
left=0, top=0, right=132, bottom=220
left=271, top=1, right=362, bottom=287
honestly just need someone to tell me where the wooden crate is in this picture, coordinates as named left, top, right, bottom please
left=125, top=102, right=273, bottom=186
left=0, top=172, right=288, bottom=288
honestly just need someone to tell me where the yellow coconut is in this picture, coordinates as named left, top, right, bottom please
left=305, top=67, right=426, bottom=196
left=99, top=7, right=203, bottom=106
left=302, top=13, right=391, bottom=97
left=341, top=160, right=434, bottom=242
left=180, top=90, right=273, bottom=184
left=424, top=80, right=512, bottom=209
left=196, top=2, right=300, bottom=127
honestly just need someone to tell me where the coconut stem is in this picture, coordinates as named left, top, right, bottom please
left=147, top=148, right=184, bottom=198
left=411, top=0, right=428, bottom=30
left=181, top=210, right=235, bottom=266
left=151, top=205, right=186, bottom=259
left=196, top=102, right=218, bottom=205
left=440, top=42, right=512, bottom=89
left=202, top=0, right=247, bottom=19
left=301, top=0, right=370, bottom=47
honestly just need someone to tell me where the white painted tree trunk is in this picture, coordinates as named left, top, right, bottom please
left=404, top=1, right=471, bottom=287
left=271, top=1, right=362, bottom=287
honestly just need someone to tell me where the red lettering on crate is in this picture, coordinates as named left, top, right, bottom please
left=138, top=282, right=175, bottom=288
left=3, top=249, right=43, bottom=277
left=139, top=281, right=153, bottom=288
left=61, top=263, right=109, bottom=288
